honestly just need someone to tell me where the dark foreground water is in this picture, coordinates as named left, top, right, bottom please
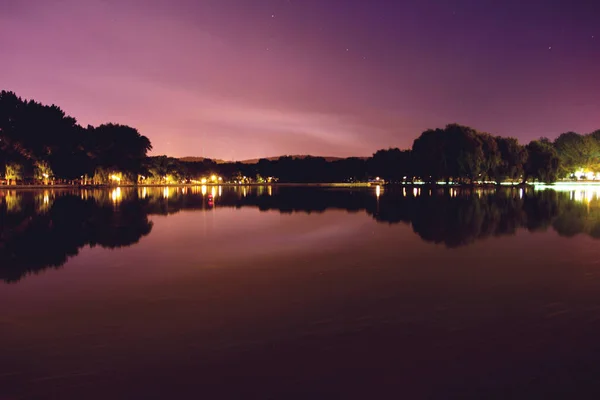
left=3, top=185, right=600, bottom=399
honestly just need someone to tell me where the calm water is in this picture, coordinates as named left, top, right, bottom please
left=3, top=186, right=600, bottom=399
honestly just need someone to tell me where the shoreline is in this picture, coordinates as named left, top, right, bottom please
left=1, top=181, right=597, bottom=190
left=2, top=182, right=371, bottom=190
left=2, top=182, right=524, bottom=190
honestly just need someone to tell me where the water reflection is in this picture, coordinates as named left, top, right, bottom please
left=0, top=190, right=153, bottom=283
left=2, top=186, right=600, bottom=282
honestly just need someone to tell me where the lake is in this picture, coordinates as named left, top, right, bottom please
left=2, top=185, right=600, bottom=399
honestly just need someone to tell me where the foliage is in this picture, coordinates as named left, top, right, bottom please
left=5, top=163, right=23, bottom=183
left=554, top=132, right=600, bottom=177
left=412, top=124, right=490, bottom=183
left=525, top=139, right=560, bottom=183
left=368, top=148, right=411, bottom=182
left=34, top=161, right=52, bottom=183
left=493, top=137, right=528, bottom=182
left=0, top=91, right=152, bottom=183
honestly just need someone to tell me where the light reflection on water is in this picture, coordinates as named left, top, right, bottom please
left=3, top=186, right=600, bottom=397
left=2, top=185, right=600, bottom=284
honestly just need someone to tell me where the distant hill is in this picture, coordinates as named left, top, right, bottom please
left=179, top=156, right=226, bottom=164
left=239, top=155, right=350, bottom=164
left=179, top=155, right=366, bottom=164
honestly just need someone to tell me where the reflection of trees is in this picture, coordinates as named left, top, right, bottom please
left=0, top=194, right=152, bottom=283
left=5, top=186, right=600, bottom=282
left=522, top=190, right=560, bottom=232
left=552, top=197, right=600, bottom=239
left=137, top=186, right=600, bottom=246
left=139, top=187, right=600, bottom=247
left=409, top=195, right=513, bottom=247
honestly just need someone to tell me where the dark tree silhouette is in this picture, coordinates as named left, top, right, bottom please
left=368, top=148, right=411, bottom=182
left=0, top=91, right=152, bottom=184
left=89, top=123, right=152, bottom=181
left=492, top=137, right=528, bottom=183
left=525, top=139, right=560, bottom=183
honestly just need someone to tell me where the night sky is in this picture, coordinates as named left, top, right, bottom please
left=1, top=0, right=599, bottom=160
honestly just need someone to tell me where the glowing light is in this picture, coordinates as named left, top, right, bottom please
left=201, top=185, right=207, bottom=196
left=268, top=185, right=273, bottom=196
left=211, top=186, right=217, bottom=198
left=534, top=183, right=600, bottom=203
left=519, top=188, right=523, bottom=199
left=413, top=188, right=418, bottom=196
left=375, top=185, right=381, bottom=198
left=110, top=174, right=121, bottom=182
left=586, top=171, right=595, bottom=180
left=210, top=175, right=217, bottom=183
left=163, top=187, right=170, bottom=199
left=218, top=186, right=222, bottom=197
left=42, top=173, right=49, bottom=179
left=111, top=187, right=122, bottom=203
left=201, top=178, right=208, bottom=184
left=43, top=194, right=49, bottom=204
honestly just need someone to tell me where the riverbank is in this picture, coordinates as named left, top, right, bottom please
left=1, top=181, right=598, bottom=190
left=0, top=182, right=374, bottom=189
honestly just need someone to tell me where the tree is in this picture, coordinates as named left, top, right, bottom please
left=478, top=133, right=501, bottom=181
left=412, top=128, right=449, bottom=182
left=492, top=137, right=528, bottom=183
left=5, top=163, right=23, bottom=184
left=525, top=139, right=560, bottom=183
left=554, top=132, right=600, bottom=178
left=34, top=161, right=52, bottom=184
left=368, top=148, right=411, bottom=182
left=446, top=124, right=485, bottom=183
left=88, top=123, right=152, bottom=182
left=412, top=124, right=487, bottom=183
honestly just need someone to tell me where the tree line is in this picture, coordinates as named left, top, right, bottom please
left=133, top=126, right=600, bottom=185
left=0, top=91, right=152, bottom=184
left=2, top=90, right=599, bottom=184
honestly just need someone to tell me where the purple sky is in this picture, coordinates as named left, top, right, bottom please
left=1, top=0, right=599, bottom=160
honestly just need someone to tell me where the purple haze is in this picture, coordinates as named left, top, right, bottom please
left=1, top=0, right=599, bottom=160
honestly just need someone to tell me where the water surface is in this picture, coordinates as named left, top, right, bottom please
left=2, top=186, right=600, bottom=399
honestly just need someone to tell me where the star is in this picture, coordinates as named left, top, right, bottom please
left=271, top=14, right=275, bottom=18
left=548, top=46, right=552, bottom=50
